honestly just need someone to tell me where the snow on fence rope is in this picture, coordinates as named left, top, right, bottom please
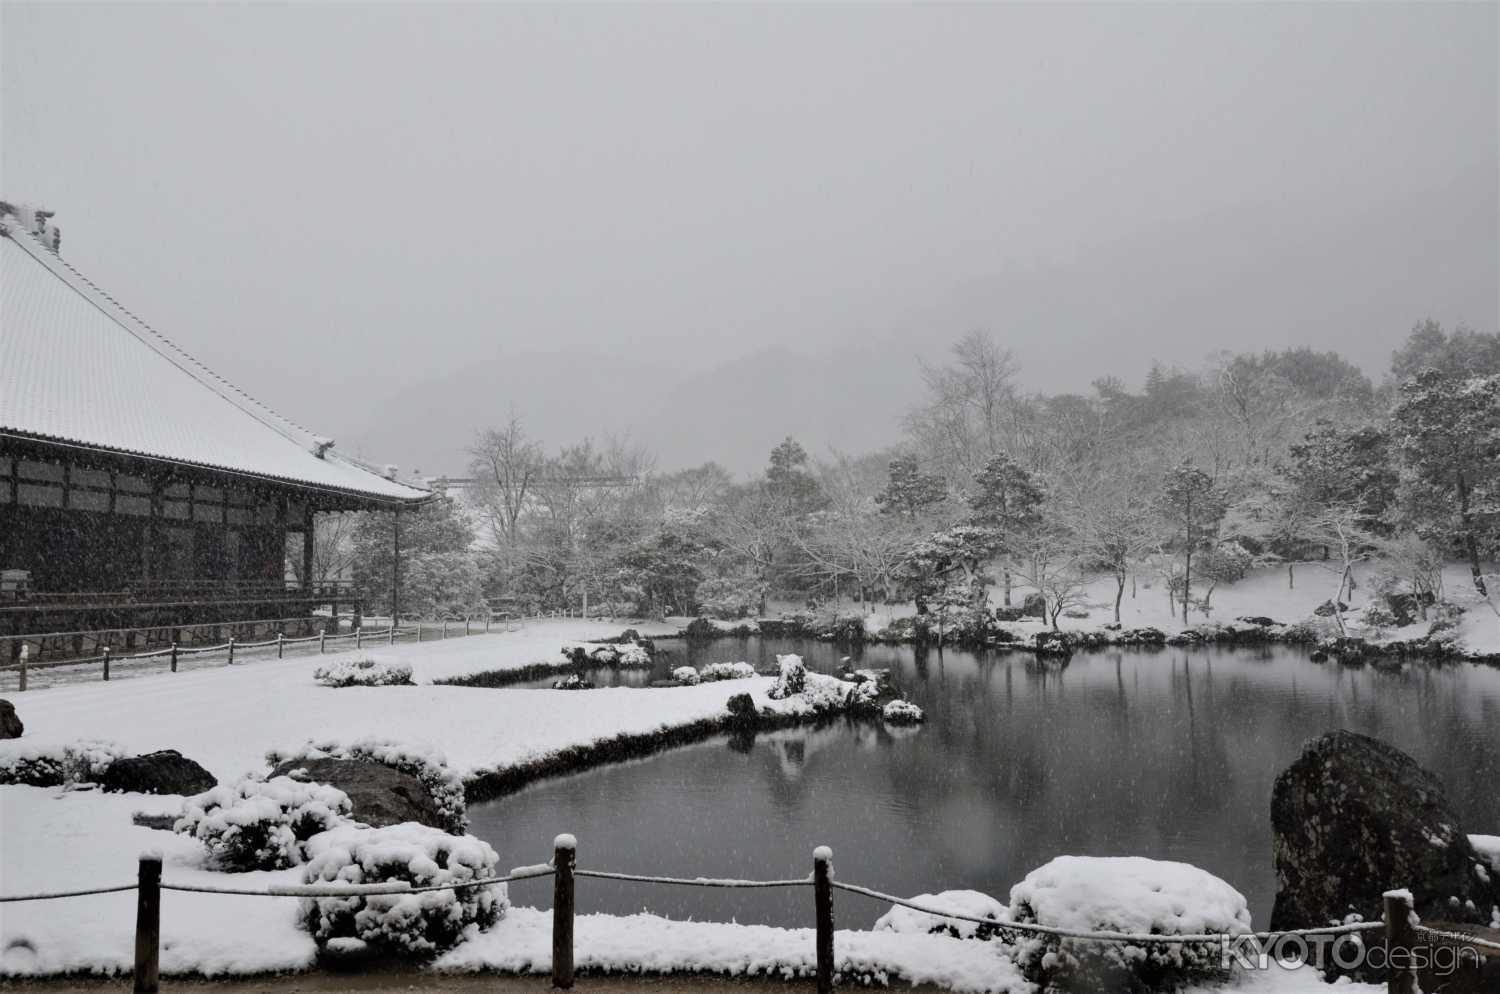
left=0, top=882, right=140, bottom=902
left=575, top=868, right=814, bottom=889
left=828, top=880, right=1385, bottom=943
left=157, top=865, right=557, bottom=897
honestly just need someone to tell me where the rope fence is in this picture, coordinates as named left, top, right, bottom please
left=0, top=838, right=1490, bottom=994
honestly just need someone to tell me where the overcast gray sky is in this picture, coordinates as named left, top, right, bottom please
left=4, top=2, right=1496, bottom=475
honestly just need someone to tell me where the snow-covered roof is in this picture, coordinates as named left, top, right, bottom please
left=0, top=214, right=429, bottom=505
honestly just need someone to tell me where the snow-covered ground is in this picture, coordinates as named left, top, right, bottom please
left=0, top=783, right=1379, bottom=993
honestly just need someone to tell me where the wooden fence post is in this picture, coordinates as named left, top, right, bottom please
left=356, top=627, right=363, bottom=650
left=169, top=642, right=178, bottom=673
left=485, top=616, right=491, bottom=633
left=553, top=834, right=576, bottom=989
left=102, top=646, right=111, bottom=682
left=388, top=623, right=396, bottom=645
left=442, top=619, right=448, bottom=639
left=227, top=637, right=236, bottom=665
left=1384, top=888, right=1417, bottom=994
left=814, top=845, right=834, bottom=994
left=319, top=628, right=327, bottom=653
left=466, top=617, right=471, bottom=636
left=134, top=853, right=161, bottom=994
left=416, top=622, right=422, bottom=643
left=277, top=633, right=285, bottom=659
left=17, top=644, right=27, bottom=692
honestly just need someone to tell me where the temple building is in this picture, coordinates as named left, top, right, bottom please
left=0, top=204, right=429, bottom=658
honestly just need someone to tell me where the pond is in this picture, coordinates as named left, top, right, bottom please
left=469, top=636, right=1500, bottom=929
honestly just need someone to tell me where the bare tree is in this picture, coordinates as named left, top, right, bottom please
left=468, top=414, right=544, bottom=547
left=904, top=330, right=1021, bottom=485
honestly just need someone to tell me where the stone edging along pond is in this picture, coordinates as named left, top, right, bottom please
left=667, top=614, right=1500, bottom=666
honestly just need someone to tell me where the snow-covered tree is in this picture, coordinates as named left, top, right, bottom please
left=1158, top=462, right=1228, bottom=624
left=1392, top=370, right=1500, bottom=595
left=874, top=456, right=948, bottom=521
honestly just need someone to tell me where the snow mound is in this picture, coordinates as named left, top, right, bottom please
left=175, top=776, right=352, bottom=871
left=312, top=655, right=413, bottom=688
left=764, top=672, right=876, bottom=717
left=883, top=700, right=925, bottom=724
left=1008, top=855, right=1251, bottom=991
left=265, top=738, right=467, bottom=833
left=300, top=823, right=506, bottom=956
left=671, top=666, right=701, bottom=686
left=699, top=661, right=757, bottom=682
left=0, top=738, right=124, bottom=786
left=874, top=889, right=1009, bottom=939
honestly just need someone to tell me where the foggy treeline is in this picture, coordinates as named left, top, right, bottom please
left=332, top=320, right=1500, bottom=632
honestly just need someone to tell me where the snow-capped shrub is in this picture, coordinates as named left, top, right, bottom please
left=550, top=674, right=594, bottom=690
left=616, top=643, right=651, bottom=667
left=266, top=739, right=467, bottom=834
left=874, top=889, right=1008, bottom=940
left=313, top=655, right=414, bottom=688
left=882, top=700, right=925, bottom=725
left=1062, top=607, right=1090, bottom=620
left=672, top=666, right=701, bottom=686
left=696, top=575, right=762, bottom=620
left=767, top=654, right=807, bottom=699
left=299, top=823, right=505, bottom=956
left=699, top=661, right=756, bottom=682
left=0, top=738, right=124, bottom=787
left=1008, top=855, right=1251, bottom=992
left=176, top=776, right=351, bottom=870
left=1360, top=604, right=1398, bottom=632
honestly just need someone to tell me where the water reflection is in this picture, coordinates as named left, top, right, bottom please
left=475, top=638, right=1500, bottom=928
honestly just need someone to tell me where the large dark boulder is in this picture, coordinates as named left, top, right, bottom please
left=269, top=757, right=444, bottom=831
left=100, top=750, right=216, bottom=795
left=1270, top=730, right=1499, bottom=934
left=0, top=699, right=21, bottom=739
left=1020, top=593, right=1046, bottom=619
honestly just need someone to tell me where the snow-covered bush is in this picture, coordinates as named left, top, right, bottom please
left=550, top=674, right=594, bottom=690
left=699, top=661, right=756, bottom=682
left=0, top=738, right=124, bottom=787
left=696, top=575, right=762, bottom=620
left=616, top=642, right=652, bottom=667
left=672, top=666, right=701, bottom=686
left=299, top=823, right=505, bottom=956
left=767, top=654, right=807, bottom=699
left=176, top=776, right=352, bottom=870
left=266, top=739, right=467, bottom=834
left=1008, top=856, right=1251, bottom=992
left=882, top=700, right=925, bottom=724
left=313, top=655, right=414, bottom=688
left=874, top=889, right=1008, bottom=940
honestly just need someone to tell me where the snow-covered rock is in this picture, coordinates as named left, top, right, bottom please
left=299, top=823, right=505, bottom=956
left=882, top=700, right=925, bottom=725
left=175, top=776, right=351, bottom=871
left=265, top=738, right=467, bottom=834
left=312, top=655, right=413, bottom=688
left=699, top=661, right=756, bottom=682
left=671, top=666, right=701, bottom=686
left=874, top=889, right=1008, bottom=939
left=1008, top=855, right=1251, bottom=991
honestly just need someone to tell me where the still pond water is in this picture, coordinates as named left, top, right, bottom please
left=469, top=637, right=1500, bottom=929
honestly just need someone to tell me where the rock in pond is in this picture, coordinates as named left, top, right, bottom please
left=0, top=699, right=22, bottom=739
left=1270, top=730, right=1499, bottom=935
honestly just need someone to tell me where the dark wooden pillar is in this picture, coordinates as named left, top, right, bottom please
left=390, top=507, right=401, bottom=626
left=301, top=515, right=314, bottom=592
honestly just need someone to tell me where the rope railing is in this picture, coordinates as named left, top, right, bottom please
left=2, top=840, right=1492, bottom=994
